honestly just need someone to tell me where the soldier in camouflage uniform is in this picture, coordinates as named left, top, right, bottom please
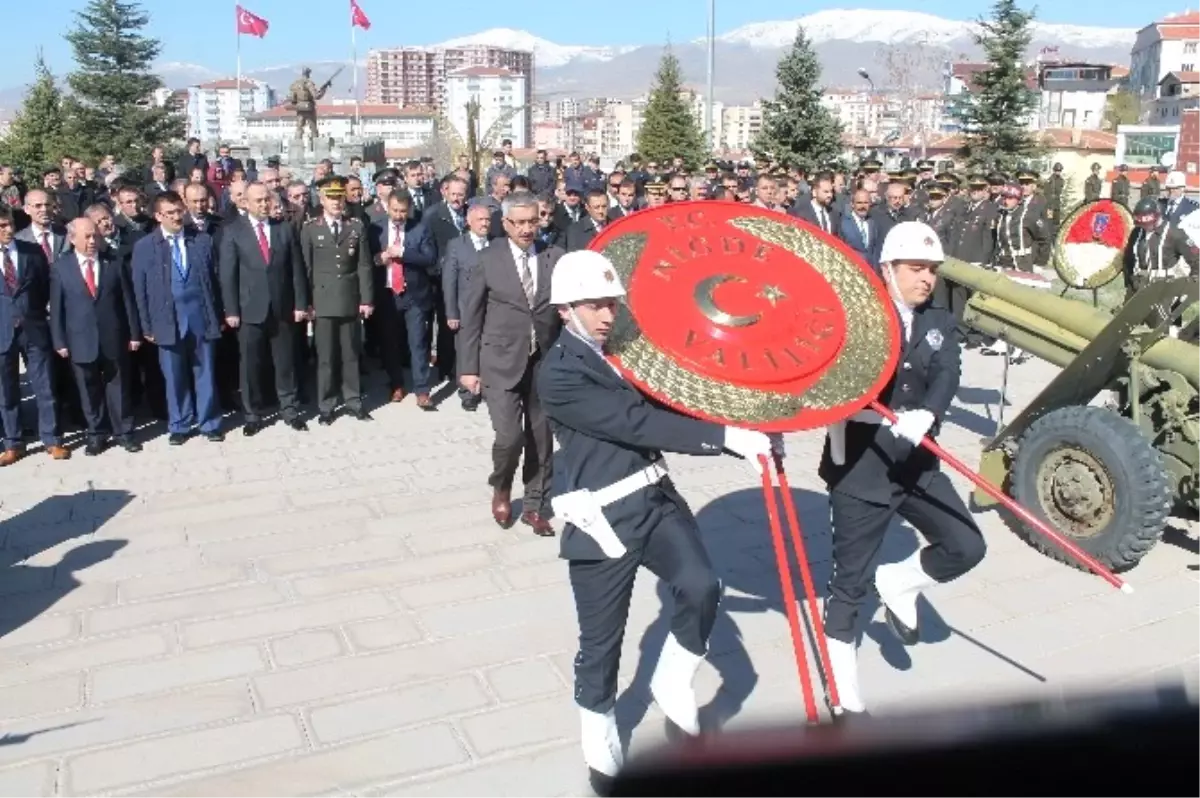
left=300, top=176, right=374, bottom=424
left=1112, top=164, right=1131, bottom=207
left=1084, top=163, right=1103, bottom=202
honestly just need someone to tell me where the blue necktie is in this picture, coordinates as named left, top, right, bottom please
left=171, top=236, right=186, bottom=279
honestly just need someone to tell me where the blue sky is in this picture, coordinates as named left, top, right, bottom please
left=9, top=0, right=1186, bottom=83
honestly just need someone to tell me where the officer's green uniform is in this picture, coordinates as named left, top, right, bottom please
left=1084, top=164, right=1102, bottom=202
left=301, top=176, right=374, bottom=419
left=1112, top=166, right=1131, bottom=206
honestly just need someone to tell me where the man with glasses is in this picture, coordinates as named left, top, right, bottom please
left=666, top=177, right=689, bottom=203
left=458, top=191, right=564, bottom=537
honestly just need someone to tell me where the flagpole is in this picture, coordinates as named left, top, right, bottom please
left=236, top=22, right=243, bottom=142
left=352, top=17, right=359, bottom=134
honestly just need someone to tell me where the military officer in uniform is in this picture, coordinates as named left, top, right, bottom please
left=1016, top=169, right=1051, bottom=267
left=948, top=175, right=997, bottom=348
left=996, top=182, right=1047, bottom=274
left=1141, top=167, right=1162, bottom=202
left=538, top=250, right=776, bottom=794
left=819, top=222, right=987, bottom=716
left=1124, top=197, right=1200, bottom=304
left=1045, top=163, right=1065, bottom=227
left=1112, top=164, right=1131, bottom=207
left=919, top=183, right=955, bottom=250
left=300, top=176, right=374, bottom=424
left=643, top=177, right=668, bottom=209
left=1084, top=162, right=1103, bottom=202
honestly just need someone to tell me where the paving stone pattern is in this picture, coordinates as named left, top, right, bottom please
left=0, top=351, right=1195, bottom=796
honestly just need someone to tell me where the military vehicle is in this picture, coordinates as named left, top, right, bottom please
left=940, top=258, right=1198, bottom=572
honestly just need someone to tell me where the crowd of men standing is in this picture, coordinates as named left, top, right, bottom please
left=0, top=141, right=1195, bottom=473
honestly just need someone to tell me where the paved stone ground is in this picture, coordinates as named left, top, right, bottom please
left=0, top=351, right=1195, bottom=797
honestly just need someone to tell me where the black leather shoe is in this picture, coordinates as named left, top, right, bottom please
left=84, top=440, right=106, bottom=457
left=120, top=439, right=143, bottom=453
left=168, top=432, right=189, bottom=446
left=884, top=606, right=920, bottom=646
left=243, top=421, right=263, bottom=437
left=318, top=413, right=335, bottom=426
left=588, top=769, right=616, bottom=798
left=352, top=409, right=373, bottom=421
left=287, top=418, right=309, bottom=432
left=204, top=431, right=225, bottom=442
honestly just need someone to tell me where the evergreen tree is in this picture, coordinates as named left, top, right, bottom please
left=954, top=0, right=1040, bottom=172
left=0, top=52, right=70, bottom=173
left=636, top=46, right=707, bottom=169
left=61, top=0, right=184, bottom=163
left=751, top=26, right=842, bottom=171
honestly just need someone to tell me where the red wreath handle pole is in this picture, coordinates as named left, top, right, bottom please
left=868, top=402, right=1132, bottom=594
left=758, top=455, right=820, bottom=724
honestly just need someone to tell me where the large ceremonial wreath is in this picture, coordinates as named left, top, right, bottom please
left=1052, top=199, right=1133, bottom=289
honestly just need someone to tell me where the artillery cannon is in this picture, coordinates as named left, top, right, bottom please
left=940, top=258, right=1199, bottom=571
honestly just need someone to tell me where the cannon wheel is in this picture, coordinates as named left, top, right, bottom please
left=1010, top=406, right=1172, bottom=572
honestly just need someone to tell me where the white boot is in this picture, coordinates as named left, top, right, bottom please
left=649, top=633, right=703, bottom=736
left=580, top=707, right=623, bottom=781
left=826, top=638, right=866, bottom=714
left=875, top=548, right=938, bottom=645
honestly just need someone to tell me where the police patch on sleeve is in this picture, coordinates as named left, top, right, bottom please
left=925, top=328, right=944, bottom=351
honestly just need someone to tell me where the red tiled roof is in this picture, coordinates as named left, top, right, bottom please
left=1111, top=65, right=1130, bottom=78
left=449, top=66, right=521, bottom=78
left=1162, top=71, right=1200, bottom=84
left=1036, top=128, right=1118, bottom=152
left=247, top=104, right=435, bottom=121
left=1156, top=24, right=1200, bottom=40
left=196, top=78, right=263, bottom=90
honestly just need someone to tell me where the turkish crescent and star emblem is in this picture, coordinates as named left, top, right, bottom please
left=586, top=201, right=901, bottom=432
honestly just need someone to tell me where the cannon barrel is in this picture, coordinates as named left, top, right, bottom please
left=941, top=258, right=1200, bottom=389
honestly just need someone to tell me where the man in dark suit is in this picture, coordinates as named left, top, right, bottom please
left=49, top=216, right=143, bottom=456
left=565, top=190, right=610, bottom=252
left=870, top=182, right=917, bottom=244
left=537, top=250, right=774, bottom=791
left=402, top=160, right=437, bottom=224
left=370, top=189, right=438, bottom=408
left=0, top=206, right=70, bottom=465
left=840, top=189, right=881, bottom=269
left=15, top=189, right=69, bottom=260
left=132, top=191, right=225, bottom=445
left=605, top=179, right=638, bottom=222
left=458, top=191, right=565, bottom=536
left=218, top=181, right=310, bottom=436
left=441, top=201, right=492, bottom=411
left=819, top=221, right=986, bottom=717
left=421, top=174, right=470, bottom=383
left=301, top=176, right=374, bottom=424
left=791, top=172, right=842, bottom=238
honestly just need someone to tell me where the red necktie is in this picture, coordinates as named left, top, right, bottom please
left=2, top=251, right=16, bottom=296
left=83, top=258, right=97, bottom=298
left=255, top=221, right=270, bottom=263
left=390, top=222, right=405, bottom=294
left=40, top=232, right=51, bottom=261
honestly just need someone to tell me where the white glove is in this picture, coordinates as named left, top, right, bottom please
left=826, top=422, right=846, bottom=466
left=724, top=427, right=773, bottom=476
left=888, top=409, right=935, bottom=445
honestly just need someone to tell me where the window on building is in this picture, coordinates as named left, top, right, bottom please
left=1186, top=42, right=1197, bottom=54
left=1183, top=63, right=1196, bottom=72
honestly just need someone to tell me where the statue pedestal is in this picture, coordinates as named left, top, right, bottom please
left=248, top=136, right=385, bottom=184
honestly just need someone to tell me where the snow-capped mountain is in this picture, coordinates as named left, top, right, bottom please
left=432, top=28, right=635, bottom=68
left=712, top=9, right=1136, bottom=50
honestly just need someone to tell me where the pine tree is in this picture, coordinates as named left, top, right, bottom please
left=636, top=46, right=707, bottom=169
left=954, top=0, right=1040, bottom=173
left=751, top=26, right=843, bottom=171
left=0, top=52, right=70, bottom=173
left=61, top=0, right=184, bottom=164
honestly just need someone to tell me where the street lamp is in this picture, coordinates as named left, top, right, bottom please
left=857, top=67, right=874, bottom=92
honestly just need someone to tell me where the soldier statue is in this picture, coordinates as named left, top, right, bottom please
left=287, top=66, right=336, bottom=145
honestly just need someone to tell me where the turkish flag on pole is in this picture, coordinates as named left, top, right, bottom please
left=350, top=0, right=371, bottom=30
left=236, top=4, right=269, bottom=37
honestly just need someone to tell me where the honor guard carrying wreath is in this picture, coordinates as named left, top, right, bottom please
left=537, top=250, right=777, bottom=795
left=819, top=222, right=987, bottom=717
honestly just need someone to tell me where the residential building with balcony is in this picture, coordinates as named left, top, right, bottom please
left=1129, top=11, right=1199, bottom=100
left=1153, top=71, right=1200, bottom=123
left=186, top=78, right=275, bottom=144
left=444, top=66, right=529, bottom=150
left=1037, top=62, right=1121, bottom=130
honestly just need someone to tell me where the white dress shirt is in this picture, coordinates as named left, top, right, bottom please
left=509, top=239, right=537, bottom=293
left=250, top=215, right=271, bottom=248
left=385, top=218, right=406, bottom=292
left=76, top=251, right=100, bottom=286
left=469, top=233, right=487, bottom=251
left=162, top=229, right=188, bottom=274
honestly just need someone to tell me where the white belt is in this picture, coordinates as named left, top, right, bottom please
left=1011, top=247, right=1032, bottom=256
left=593, top=461, right=668, bottom=506
left=552, top=461, right=668, bottom=558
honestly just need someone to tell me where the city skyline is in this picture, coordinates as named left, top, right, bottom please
left=4, top=0, right=1187, bottom=85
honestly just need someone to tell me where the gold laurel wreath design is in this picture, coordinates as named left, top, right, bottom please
left=600, top=217, right=895, bottom=425
left=1051, top=199, right=1132, bottom=289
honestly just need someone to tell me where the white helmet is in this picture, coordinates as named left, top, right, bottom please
left=550, top=250, right=627, bottom=305
left=1165, top=170, right=1187, bottom=189
left=879, top=221, right=945, bottom=265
